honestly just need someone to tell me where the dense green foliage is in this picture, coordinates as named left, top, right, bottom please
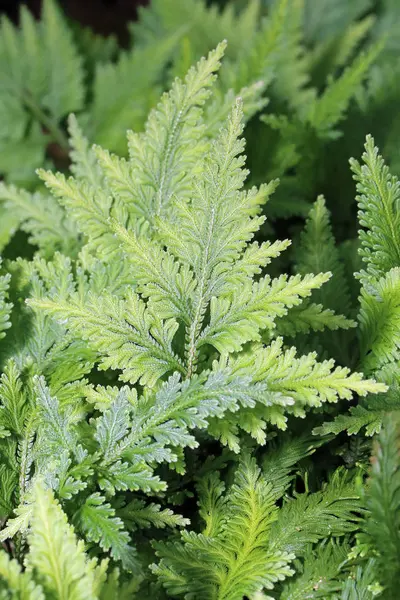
left=0, top=0, right=399, bottom=597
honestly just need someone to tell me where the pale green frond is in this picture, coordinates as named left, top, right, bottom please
left=199, top=273, right=331, bottom=354
left=154, top=100, right=277, bottom=373
left=359, top=267, right=400, bottom=372
left=126, top=41, right=226, bottom=222
left=0, top=500, right=33, bottom=542
left=0, top=259, right=11, bottom=339
left=111, top=220, right=195, bottom=321
left=222, top=0, right=290, bottom=91
left=304, top=0, right=372, bottom=44
left=230, top=338, right=386, bottom=412
left=315, top=362, right=400, bottom=437
left=74, top=24, right=118, bottom=71
left=26, top=483, right=97, bottom=600
left=0, top=549, right=44, bottom=600
left=0, top=182, right=79, bottom=257
left=0, top=123, right=46, bottom=186
left=117, top=499, right=189, bottom=530
left=40, top=0, right=84, bottom=119
left=204, top=79, right=268, bottom=138
left=224, top=239, right=291, bottom=288
left=333, top=15, right=376, bottom=69
left=86, top=372, right=282, bottom=494
left=34, top=375, right=80, bottom=458
left=0, top=0, right=84, bottom=182
left=68, top=114, right=104, bottom=188
left=28, top=290, right=184, bottom=387
left=134, top=0, right=259, bottom=62
left=37, top=169, right=116, bottom=257
left=92, top=146, right=150, bottom=221
left=94, top=393, right=130, bottom=461
left=270, top=0, right=312, bottom=112
left=0, top=360, right=28, bottom=436
left=350, top=135, right=400, bottom=285
left=0, top=204, right=20, bottom=252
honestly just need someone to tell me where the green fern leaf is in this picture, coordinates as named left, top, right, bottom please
left=0, top=259, right=11, bottom=339
left=26, top=483, right=97, bottom=600
left=0, top=549, right=43, bottom=600
left=74, top=492, right=139, bottom=572
left=350, top=135, right=400, bottom=285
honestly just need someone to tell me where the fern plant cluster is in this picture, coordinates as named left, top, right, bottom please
left=0, top=0, right=399, bottom=598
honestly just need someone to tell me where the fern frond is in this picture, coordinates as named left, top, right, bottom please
left=37, top=169, right=115, bottom=257
left=0, top=259, right=11, bottom=339
left=152, top=455, right=294, bottom=600
left=280, top=541, right=349, bottom=600
left=74, top=493, right=139, bottom=572
left=276, top=302, right=355, bottom=337
left=359, top=267, right=400, bottom=372
left=199, top=272, right=331, bottom=354
left=270, top=0, right=312, bottom=112
left=362, top=415, right=400, bottom=597
left=117, top=499, right=189, bottom=530
left=0, top=0, right=84, bottom=182
left=0, top=549, right=43, bottom=599
left=88, top=31, right=182, bottom=154
left=350, top=135, right=400, bottom=285
left=40, top=0, right=84, bottom=119
left=316, top=360, right=400, bottom=437
left=307, top=42, right=382, bottom=138
left=0, top=360, right=28, bottom=436
left=304, top=0, right=372, bottom=44
left=29, top=291, right=184, bottom=387
left=0, top=182, right=79, bottom=258
left=125, top=40, right=226, bottom=222
left=261, top=435, right=321, bottom=500
left=223, top=0, right=290, bottom=91
left=337, top=560, right=383, bottom=599
left=111, top=220, right=195, bottom=321
left=230, top=338, right=385, bottom=412
left=68, top=114, right=104, bottom=188
left=34, top=375, right=81, bottom=459
left=295, top=196, right=352, bottom=315
left=134, top=0, right=259, bottom=63
left=269, top=469, right=362, bottom=557
left=26, top=483, right=98, bottom=600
